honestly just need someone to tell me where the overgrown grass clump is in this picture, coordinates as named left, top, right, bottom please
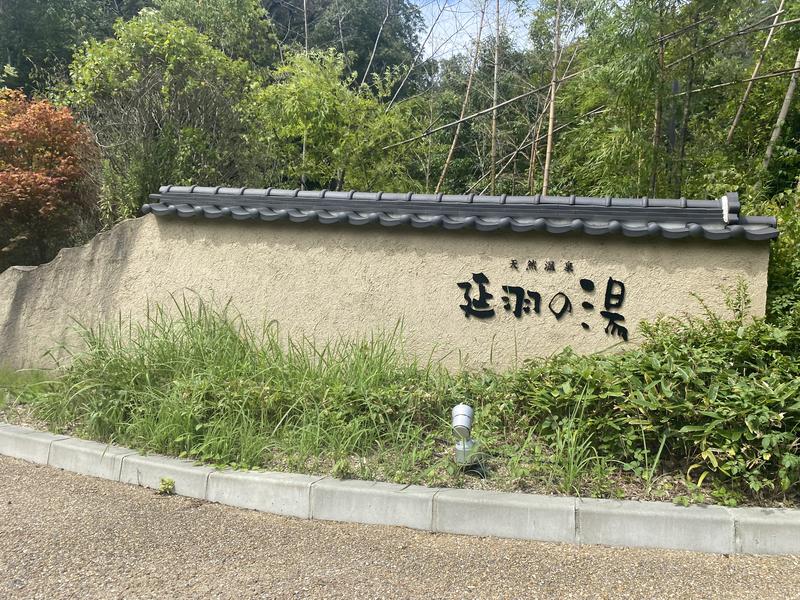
left=12, top=291, right=800, bottom=506
left=28, top=302, right=461, bottom=478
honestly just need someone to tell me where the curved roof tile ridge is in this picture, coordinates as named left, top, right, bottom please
left=143, top=186, right=778, bottom=242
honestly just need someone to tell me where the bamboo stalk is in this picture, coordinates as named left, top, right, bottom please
left=652, top=15, right=713, bottom=45
left=383, top=69, right=586, bottom=149
left=727, top=0, right=785, bottom=143
left=303, top=0, right=309, bottom=53
left=528, top=44, right=578, bottom=194
left=541, top=0, right=561, bottom=196
left=763, top=47, right=800, bottom=171
left=435, top=0, right=488, bottom=194
left=468, top=105, right=607, bottom=193
left=666, top=9, right=788, bottom=68
left=334, top=0, right=349, bottom=69
left=527, top=109, right=545, bottom=194
left=674, top=24, right=698, bottom=197
left=490, top=0, right=501, bottom=194
left=361, top=0, right=391, bottom=85
left=650, top=36, right=665, bottom=197
left=671, top=66, right=800, bottom=96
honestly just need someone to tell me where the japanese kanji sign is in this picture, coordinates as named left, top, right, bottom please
left=457, top=266, right=629, bottom=341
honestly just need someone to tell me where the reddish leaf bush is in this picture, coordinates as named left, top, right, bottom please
left=0, top=89, right=97, bottom=268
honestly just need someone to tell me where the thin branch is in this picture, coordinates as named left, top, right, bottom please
left=667, top=9, right=789, bottom=68
left=385, top=0, right=448, bottom=111
left=384, top=68, right=587, bottom=150
left=435, top=0, right=487, bottom=194
left=361, top=0, right=391, bottom=85
left=727, top=0, right=785, bottom=143
left=671, top=67, right=800, bottom=96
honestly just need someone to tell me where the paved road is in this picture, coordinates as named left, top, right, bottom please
left=1, top=456, right=798, bottom=599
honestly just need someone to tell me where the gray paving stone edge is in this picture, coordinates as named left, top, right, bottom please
left=1, top=424, right=798, bottom=556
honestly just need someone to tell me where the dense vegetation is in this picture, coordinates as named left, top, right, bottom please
left=3, top=289, right=795, bottom=506
left=0, top=0, right=799, bottom=503
left=0, top=0, right=798, bottom=258
left=0, top=90, right=97, bottom=267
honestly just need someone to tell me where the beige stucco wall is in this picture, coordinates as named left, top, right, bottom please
left=0, top=214, right=770, bottom=371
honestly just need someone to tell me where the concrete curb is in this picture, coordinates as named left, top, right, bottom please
left=0, top=424, right=69, bottom=463
left=311, top=479, right=438, bottom=530
left=1, top=424, right=798, bottom=556
left=207, top=470, right=324, bottom=518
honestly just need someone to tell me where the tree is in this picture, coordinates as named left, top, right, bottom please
left=245, top=50, right=419, bottom=190
left=0, top=0, right=150, bottom=92
left=264, top=0, right=424, bottom=93
left=0, top=90, right=97, bottom=270
left=66, top=12, right=257, bottom=220
left=155, top=0, right=279, bottom=66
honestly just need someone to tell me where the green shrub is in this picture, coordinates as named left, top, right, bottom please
left=21, top=290, right=800, bottom=502
left=764, top=190, right=800, bottom=321
left=66, top=13, right=257, bottom=222
left=514, top=288, right=800, bottom=495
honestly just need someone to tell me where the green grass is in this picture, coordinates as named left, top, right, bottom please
left=0, top=367, right=48, bottom=411
left=8, top=291, right=800, bottom=506
left=25, top=300, right=460, bottom=478
left=0, top=367, right=48, bottom=389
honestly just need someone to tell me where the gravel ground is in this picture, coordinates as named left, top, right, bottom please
left=1, top=456, right=799, bottom=600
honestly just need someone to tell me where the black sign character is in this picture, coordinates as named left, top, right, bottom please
left=502, top=286, right=527, bottom=318
left=600, top=311, right=628, bottom=341
left=548, top=292, right=572, bottom=320
left=457, top=273, right=496, bottom=319
left=601, top=278, right=628, bottom=340
left=604, top=278, right=625, bottom=309
left=501, top=287, right=542, bottom=318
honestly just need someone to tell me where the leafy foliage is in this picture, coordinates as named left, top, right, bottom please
left=22, top=292, right=800, bottom=503
left=245, top=50, right=420, bottom=190
left=66, top=13, right=256, bottom=221
left=158, top=477, right=176, bottom=495
left=761, top=190, right=800, bottom=320
left=0, top=90, right=97, bottom=269
left=515, top=288, right=800, bottom=496
left=155, top=0, right=278, bottom=65
left=0, top=0, right=148, bottom=92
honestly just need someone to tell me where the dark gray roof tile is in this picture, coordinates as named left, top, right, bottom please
left=142, top=186, right=779, bottom=242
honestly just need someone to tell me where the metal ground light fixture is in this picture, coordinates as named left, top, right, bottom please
left=451, top=404, right=479, bottom=466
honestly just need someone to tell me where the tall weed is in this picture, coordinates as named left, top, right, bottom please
left=20, top=288, right=800, bottom=501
